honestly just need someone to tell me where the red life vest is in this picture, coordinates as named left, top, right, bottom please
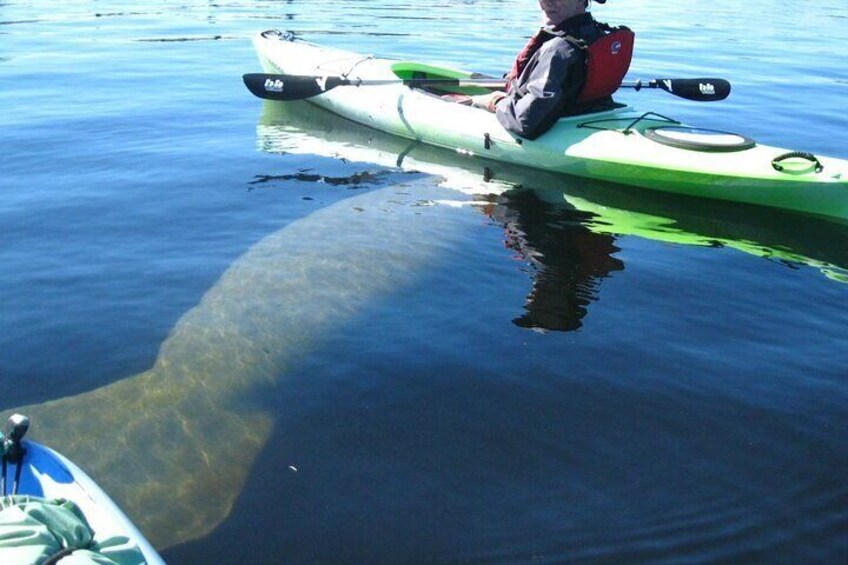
left=507, top=25, right=635, bottom=105
left=574, top=27, right=635, bottom=104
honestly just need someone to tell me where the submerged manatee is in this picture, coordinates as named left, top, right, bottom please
left=5, top=176, right=470, bottom=548
left=10, top=99, right=848, bottom=551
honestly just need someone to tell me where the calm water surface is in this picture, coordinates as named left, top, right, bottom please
left=1, top=1, right=847, bottom=563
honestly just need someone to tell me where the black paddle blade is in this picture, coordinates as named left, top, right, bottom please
left=242, top=73, right=349, bottom=101
left=655, top=78, right=731, bottom=101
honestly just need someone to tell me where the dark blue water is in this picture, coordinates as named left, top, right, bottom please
left=2, top=1, right=847, bottom=562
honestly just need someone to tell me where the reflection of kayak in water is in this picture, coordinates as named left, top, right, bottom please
left=544, top=191, right=848, bottom=283
left=251, top=31, right=848, bottom=222
left=0, top=414, right=164, bottom=564
left=3, top=176, right=471, bottom=549
left=259, top=99, right=848, bottom=285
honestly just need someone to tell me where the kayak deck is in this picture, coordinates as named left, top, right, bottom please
left=4, top=439, right=165, bottom=564
left=251, top=30, right=848, bottom=223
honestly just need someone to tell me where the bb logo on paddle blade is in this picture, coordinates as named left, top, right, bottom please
left=699, top=82, right=716, bottom=96
left=611, top=41, right=622, bottom=55
left=264, top=79, right=284, bottom=93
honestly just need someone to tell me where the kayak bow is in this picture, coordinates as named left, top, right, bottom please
left=0, top=414, right=164, bottom=564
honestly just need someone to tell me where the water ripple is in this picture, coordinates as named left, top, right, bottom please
left=248, top=169, right=392, bottom=188
left=136, top=35, right=226, bottom=42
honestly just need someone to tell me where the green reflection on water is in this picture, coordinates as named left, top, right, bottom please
left=261, top=99, right=848, bottom=284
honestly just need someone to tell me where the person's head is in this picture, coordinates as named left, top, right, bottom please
left=538, top=0, right=603, bottom=26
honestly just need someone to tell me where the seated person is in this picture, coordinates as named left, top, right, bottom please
left=472, top=0, right=633, bottom=140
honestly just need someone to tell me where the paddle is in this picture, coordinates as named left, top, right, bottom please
left=242, top=73, right=731, bottom=102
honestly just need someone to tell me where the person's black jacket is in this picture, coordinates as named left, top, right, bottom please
left=496, top=13, right=605, bottom=140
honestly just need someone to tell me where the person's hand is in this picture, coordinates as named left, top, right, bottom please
left=470, top=91, right=507, bottom=112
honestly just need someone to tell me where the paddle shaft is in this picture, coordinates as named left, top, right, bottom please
left=243, top=73, right=731, bottom=102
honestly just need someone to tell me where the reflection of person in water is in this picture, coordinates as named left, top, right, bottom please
left=488, top=189, right=624, bottom=332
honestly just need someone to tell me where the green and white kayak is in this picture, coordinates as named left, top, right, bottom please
left=251, top=30, right=848, bottom=223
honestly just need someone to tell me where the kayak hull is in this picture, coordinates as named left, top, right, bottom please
left=10, top=440, right=165, bottom=564
left=251, top=31, right=848, bottom=222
